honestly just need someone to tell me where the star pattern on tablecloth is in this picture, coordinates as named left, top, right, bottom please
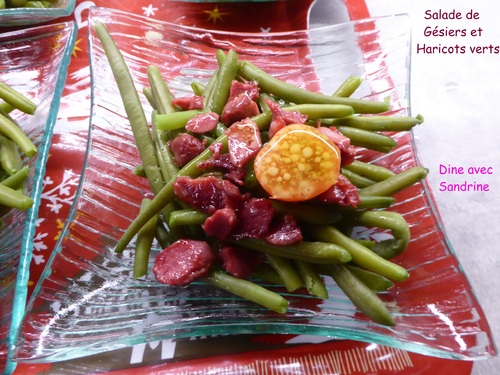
left=204, top=6, right=230, bottom=24
left=72, top=38, right=83, bottom=58
left=54, top=218, right=66, bottom=241
left=50, top=34, right=64, bottom=53
left=142, top=4, right=158, bottom=17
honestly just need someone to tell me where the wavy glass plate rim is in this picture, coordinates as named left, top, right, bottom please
left=2, top=21, right=78, bottom=375
left=0, top=0, right=76, bottom=27
left=15, top=7, right=496, bottom=364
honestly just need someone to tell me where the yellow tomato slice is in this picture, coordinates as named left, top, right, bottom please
left=254, top=124, right=341, bottom=202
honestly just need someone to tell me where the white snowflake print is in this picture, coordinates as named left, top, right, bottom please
left=31, top=169, right=80, bottom=266
left=33, top=218, right=48, bottom=254
left=41, top=169, right=80, bottom=214
left=142, top=4, right=158, bottom=17
left=33, top=232, right=48, bottom=252
left=32, top=254, right=46, bottom=266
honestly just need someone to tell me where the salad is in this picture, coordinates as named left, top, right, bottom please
left=94, top=22, right=427, bottom=326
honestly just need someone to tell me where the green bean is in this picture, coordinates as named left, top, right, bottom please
left=284, top=104, right=354, bottom=119
left=114, top=133, right=229, bottom=253
left=23, top=0, right=52, bottom=7
left=202, top=67, right=219, bottom=109
left=356, top=239, right=376, bottom=249
left=147, top=78, right=192, bottom=237
left=243, top=161, right=259, bottom=189
left=358, top=166, right=429, bottom=197
left=350, top=210, right=411, bottom=260
left=133, top=165, right=146, bottom=178
left=151, top=111, right=178, bottom=182
left=153, top=109, right=202, bottom=131
left=0, top=113, right=37, bottom=157
left=342, top=160, right=395, bottom=182
left=346, top=265, right=394, bottom=292
left=335, top=126, right=397, bottom=150
left=355, top=143, right=393, bottom=154
left=228, top=237, right=352, bottom=264
left=0, top=134, right=23, bottom=175
left=205, top=49, right=239, bottom=114
left=133, top=199, right=157, bottom=279
left=0, top=166, right=29, bottom=189
left=142, top=87, right=157, bottom=110
left=198, top=134, right=216, bottom=146
left=0, top=101, right=14, bottom=114
left=341, top=168, right=376, bottom=188
left=271, top=201, right=342, bottom=225
left=215, top=49, right=226, bottom=66
left=294, top=260, right=329, bottom=299
left=0, top=81, right=36, bottom=115
left=305, top=224, right=408, bottom=282
left=237, top=60, right=390, bottom=114
left=0, top=183, right=33, bottom=210
left=155, top=221, right=173, bottom=249
left=330, top=114, right=424, bottom=131
left=147, top=65, right=176, bottom=115
left=258, top=93, right=272, bottom=113
left=204, top=270, right=289, bottom=314
left=169, top=208, right=208, bottom=227
left=332, top=76, right=363, bottom=97
left=212, top=122, right=227, bottom=138
left=93, top=23, right=164, bottom=196
left=348, top=195, right=396, bottom=210
left=191, top=81, right=206, bottom=96
left=252, top=110, right=273, bottom=131
left=251, top=263, right=284, bottom=285
left=326, top=264, right=395, bottom=326
left=265, top=254, right=303, bottom=292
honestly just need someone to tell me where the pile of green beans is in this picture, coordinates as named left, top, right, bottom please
left=0, top=0, right=57, bottom=9
left=94, top=22, right=428, bottom=323
left=0, top=80, right=38, bottom=211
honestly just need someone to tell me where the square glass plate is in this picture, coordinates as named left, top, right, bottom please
left=0, top=21, right=77, bottom=374
left=0, top=0, right=76, bottom=27
left=14, top=6, right=496, bottom=364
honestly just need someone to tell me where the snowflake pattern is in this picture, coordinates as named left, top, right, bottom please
left=32, top=169, right=80, bottom=266
left=142, top=4, right=158, bottom=17
left=32, top=254, right=46, bottom=266
left=41, top=170, right=80, bottom=215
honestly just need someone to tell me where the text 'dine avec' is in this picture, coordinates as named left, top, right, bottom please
left=438, top=164, right=493, bottom=192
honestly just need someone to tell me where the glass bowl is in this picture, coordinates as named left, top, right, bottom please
left=0, top=0, right=76, bottom=27
left=14, top=6, right=496, bottom=364
left=0, top=21, right=77, bottom=374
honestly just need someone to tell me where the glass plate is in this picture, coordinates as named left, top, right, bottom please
left=0, top=0, right=76, bottom=27
left=14, top=6, right=496, bottom=364
left=0, top=21, right=77, bottom=375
